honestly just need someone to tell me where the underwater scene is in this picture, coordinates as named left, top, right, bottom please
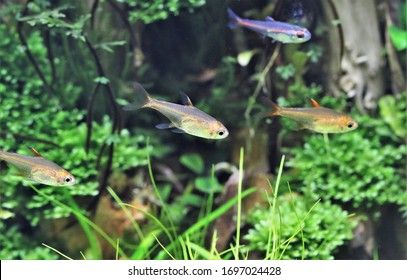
left=0, top=0, right=406, bottom=260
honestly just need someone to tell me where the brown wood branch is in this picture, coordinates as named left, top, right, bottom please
left=43, top=29, right=56, bottom=87
left=85, top=82, right=101, bottom=154
left=90, top=0, right=99, bottom=30
left=16, top=0, right=55, bottom=98
left=106, top=0, right=137, bottom=50
left=0, top=132, right=60, bottom=148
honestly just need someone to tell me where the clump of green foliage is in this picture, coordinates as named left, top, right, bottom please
left=119, top=0, right=206, bottom=24
left=0, top=4, right=170, bottom=259
left=0, top=225, right=59, bottom=260
left=244, top=193, right=357, bottom=260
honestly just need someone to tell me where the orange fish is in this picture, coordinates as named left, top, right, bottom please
left=261, top=98, right=358, bottom=133
left=0, top=147, right=76, bottom=186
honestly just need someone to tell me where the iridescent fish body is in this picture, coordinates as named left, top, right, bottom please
left=261, top=98, right=358, bottom=133
left=227, top=8, right=311, bottom=44
left=0, top=147, right=76, bottom=186
left=123, top=83, right=229, bottom=139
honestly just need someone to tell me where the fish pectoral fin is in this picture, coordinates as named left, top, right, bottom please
left=292, top=123, right=306, bottom=131
left=179, top=92, right=193, bottom=106
left=27, top=147, right=43, bottom=157
left=171, top=128, right=186, bottom=134
left=265, top=16, right=275, bottom=22
left=155, top=123, right=175, bottom=130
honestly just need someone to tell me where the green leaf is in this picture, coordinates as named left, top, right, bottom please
left=195, top=176, right=223, bottom=193
left=389, top=25, right=407, bottom=51
left=94, top=76, right=110, bottom=84
left=379, top=95, right=406, bottom=138
left=180, top=153, right=204, bottom=174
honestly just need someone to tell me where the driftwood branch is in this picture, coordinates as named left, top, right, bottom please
left=324, top=0, right=384, bottom=112
left=16, top=0, right=55, bottom=98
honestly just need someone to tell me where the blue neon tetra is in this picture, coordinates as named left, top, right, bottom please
left=227, top=8, right=311, bottom=44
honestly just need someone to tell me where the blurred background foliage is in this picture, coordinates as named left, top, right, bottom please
left=0, top=0, right=406, bottom=260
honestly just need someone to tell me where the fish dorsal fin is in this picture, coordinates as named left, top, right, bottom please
left=310, top=98, right=321, bottom=108
left=265, top=16, right=275, bottom=22
left=180, top=92, right=193, bottom=106
left=27, top=147, right=43, bottom=157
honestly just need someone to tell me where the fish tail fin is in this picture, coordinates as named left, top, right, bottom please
left=122, top=83, right=152, bottom=111
left=227, top=8, right=241, bottom=29
left=260, top=97, right=282, bottom=117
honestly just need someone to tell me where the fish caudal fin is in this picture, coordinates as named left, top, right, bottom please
left=260, top=97, right=282, bottom=117
left=122, top=83, right=151, bottom=111
left=227, top=8, right=241, bottom=29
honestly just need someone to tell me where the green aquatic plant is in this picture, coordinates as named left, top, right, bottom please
left=244, top=192, right=357, bottom=260
left=0, top=223, right=59, bottom=260
left=283, top=94, right=406, bottom=215
left=119, top=0, right=206, bottom=24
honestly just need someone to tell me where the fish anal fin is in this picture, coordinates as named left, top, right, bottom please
left=265, top=16, right=275, bottom=22
left=27, top=147, right=43, bottom=157
left=179, top=92, right=193, bottom=106
left=171, top=128, right=185, bottom=134
left=310, top=98, right=321, bottom=108
left=155, top=123, right=174, bottom=130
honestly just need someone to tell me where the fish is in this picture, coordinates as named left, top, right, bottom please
left=0, top=147, right=76, bottom=186
left=227, top=8, right=311, bottom=44
left=123, top=83, right=229, bottom=139
left=261, top=98, right=358, bottom=133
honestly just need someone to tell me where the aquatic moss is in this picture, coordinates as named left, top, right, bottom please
left=244, top=193, right=357, bottom=260
left=283, top=105, right=406, bottom=214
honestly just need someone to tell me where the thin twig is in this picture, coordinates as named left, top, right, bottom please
left=43, top=30, right=56, bottom=87
left=106, top=0, right=137, bottom=49
left=16, top=0, right=55, bottom=98
left=90, top=0, right=99, bottom=30
left=0, top=132, right=60, bottom=148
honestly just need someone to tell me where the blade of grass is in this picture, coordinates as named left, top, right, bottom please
left=278, top=198, right=321, bottom=259
left=120, top=202, right=176, bottom=255
left=130, top=228, right=162, bottom=260
left=153, top=233, right=175, bottom=260
left=183, top=187, right=256, bottom=237
left=234, top=147, right=244, bottom=259
left=42, top=243, right=73, bottom=260
left=116, top=239, right=120, bottom=260
left=146, top=137, right=182, bottom=258
left=287, top=182, right=306, bottom=260
left=154, top=187, right=256, bottom=260
left=62, top=188, right=102, bottom=259
left=264, top=155, right=285, bottom=260
left=186, top=237, right=221, bottom=260
left=29, top=184, right=128, bottom=259
left=106, top=186, right=147, bottom=257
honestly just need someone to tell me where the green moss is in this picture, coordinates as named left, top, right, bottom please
left=244, top=193, right=357, bottom=260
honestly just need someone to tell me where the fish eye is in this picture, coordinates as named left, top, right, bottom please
left=296, top=32, right=305, bottom=39
left=347, top=122, right=354, bottom=128
left=65, top=177, right=72, bottom=183
left=218, top=130, right=224, bottom=136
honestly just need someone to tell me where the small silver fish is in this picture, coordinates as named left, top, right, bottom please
left=123, top=83, right=229, bottom=139
left=0, top=147, right=76, bottom=186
